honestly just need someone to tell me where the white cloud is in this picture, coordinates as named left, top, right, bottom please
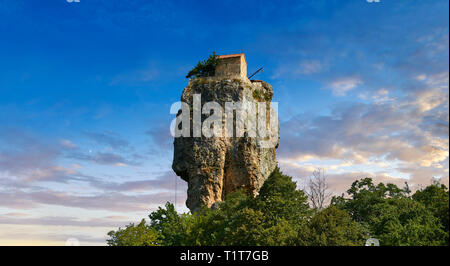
left=296, top=60, right=323, bottom=75
left=328, top=77, right=362, bottom=96
left=59, top=139, right=77, bottom=149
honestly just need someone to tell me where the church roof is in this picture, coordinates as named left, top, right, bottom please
left=217, top=53, right=246, bottom=61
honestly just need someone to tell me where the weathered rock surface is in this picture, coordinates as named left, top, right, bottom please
left=172, top=77, right=279, bottom=212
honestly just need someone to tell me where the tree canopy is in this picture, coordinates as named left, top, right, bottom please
left=331, top=178, right=448, bottom=246
left=185, top=52, right=219, bottom=78
left=107, top=168, right=449, bottom=246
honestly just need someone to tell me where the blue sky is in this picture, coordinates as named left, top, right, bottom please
left=0, top=0, right=448, bottom=245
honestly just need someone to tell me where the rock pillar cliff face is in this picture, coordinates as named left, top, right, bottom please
left=172, top=77, right=279, bottom=212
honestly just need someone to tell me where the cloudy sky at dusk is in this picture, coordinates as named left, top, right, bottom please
left=0, top=0, right=448, bottom=245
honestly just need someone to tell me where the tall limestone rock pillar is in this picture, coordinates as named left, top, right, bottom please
left=172, top=54, right=279, bottom=212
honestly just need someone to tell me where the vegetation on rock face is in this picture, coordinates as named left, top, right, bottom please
left=186, top=52, right=219, bottom=79
left=107, top=168, right=449, bottom=246
left=252, top=89, right=272, bottom=102
left=252, top=90, right=262, bottom=101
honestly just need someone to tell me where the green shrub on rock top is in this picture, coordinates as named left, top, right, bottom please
left=186, top=52, right=219, bottom=79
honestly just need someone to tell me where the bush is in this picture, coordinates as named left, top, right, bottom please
left=308, top=206, right=366, bottom=246
left=331, top=178, right=448, bottom=246
left=186, top=52, right=219, bottom=78
left=412, top=183, right=449, bottom=233
left=107, top=219, right=161, bottom=246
